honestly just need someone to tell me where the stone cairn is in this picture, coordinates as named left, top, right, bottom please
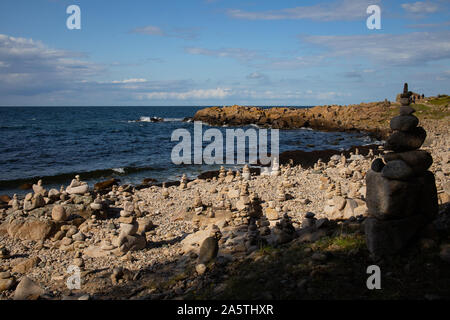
left=179, top=174, right=188, bottom=190
left=365, top=83, right=438, bottom=257
left=116, top=201, right=146, bottom=254
left=242, top=165, right=251, bottom=180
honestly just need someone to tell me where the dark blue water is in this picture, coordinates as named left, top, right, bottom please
left=0, top=107, right=375, bottom=195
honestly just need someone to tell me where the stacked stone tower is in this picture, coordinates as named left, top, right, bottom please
left=365, top=83, right=438, bottom=257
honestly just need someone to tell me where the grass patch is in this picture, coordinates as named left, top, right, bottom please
left=428, top=95, right=450, bottom=106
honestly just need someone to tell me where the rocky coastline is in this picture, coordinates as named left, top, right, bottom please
left=0, top=86, right=449, bottom=300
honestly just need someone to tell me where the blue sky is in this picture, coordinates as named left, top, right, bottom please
left=0, top=0, right=449, bottom=106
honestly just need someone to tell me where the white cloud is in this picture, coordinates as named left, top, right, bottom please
left=302, top=31, right=450, bottom=65
left=138, top=88, right=231, bottom=100
left=246, top=72, right=267, bottom=80
left=228, top=0, right=380, bottom=21
left=131, top=25, right=198, bottom=40
left=185, top=47, right=260, bottom=62
left=110, top=78, right=148, bottom=84
left=0, top=34, right=102, bottom=96
left=401, top=1, right=439, bottom=13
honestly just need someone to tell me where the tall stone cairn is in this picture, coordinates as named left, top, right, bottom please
left=365, top=83, right=438, bottom=257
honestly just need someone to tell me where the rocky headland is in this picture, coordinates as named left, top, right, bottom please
left=192, top=94, right=449, bottom=140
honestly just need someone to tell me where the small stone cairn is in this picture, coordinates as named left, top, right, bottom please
left=365, top=83, right=438, bottom=257
left=116, top=201, right=146, bottom=254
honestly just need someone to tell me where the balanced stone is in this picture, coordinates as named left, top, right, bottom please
left=399, top=106, right=416, bottom=116
left=52, top=205, right=68, bottom=222
left=381, top=160, right=414, bottom=180
left=384, top=150, right=433, bottom=174
left=390, top=115, right=419, bottom=132
left=385, top=127, right=427, bottom=152
left=371, top=158, right=385, bottom=172
left=198, top=236, right=219, bottom=265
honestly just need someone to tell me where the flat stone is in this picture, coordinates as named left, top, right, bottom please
left=118, top=216, right=136, bottom=224
left=381, top=160, right=414, bottom=180
left=12, top=257, right=41, bottom=274
left=6, top=219, right=55, bottom=241
left=384, top=150, right=433, bottom=174
left=390, top=115, right=419, bottom=132
left=385, top=127, right=427, bottom=152
left=399, top=106, right=416, bottom=115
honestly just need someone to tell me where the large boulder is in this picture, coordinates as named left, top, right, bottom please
left=366, top=170, right=421, bottom=220
left=6, top=219, right=55, bottom=241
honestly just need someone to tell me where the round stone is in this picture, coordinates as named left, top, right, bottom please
left=305, top=212, right=315, bottom=219
left=390, top=115, right=419, bottom=132
left=51, top=205, right=67, bottom=222
left=371, top=158, right=385, bottom=172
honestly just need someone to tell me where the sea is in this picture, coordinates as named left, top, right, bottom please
left=0, top=106, right=377, bottom=195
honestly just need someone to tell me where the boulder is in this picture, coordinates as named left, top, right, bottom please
left=365, top=215, right=426, bottom=256
left=7, top=219, right=55, bottom=241
left=366, top=170, right=420, bottom=220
